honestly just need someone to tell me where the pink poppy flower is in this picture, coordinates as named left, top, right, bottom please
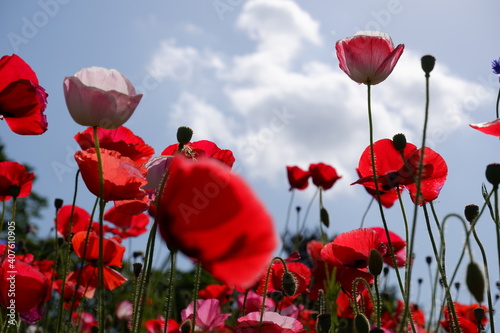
left=336, top=31, right=404, bottom=85
left=64, top=66, right=142, bottom=129
left=181, top=299, right=231, bottom=332
left=236, top=311, right=305, bottom=332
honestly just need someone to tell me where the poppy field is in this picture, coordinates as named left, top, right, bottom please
left=1, top=30, right=500, bottom=333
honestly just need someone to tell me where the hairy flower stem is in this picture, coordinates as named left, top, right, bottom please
left=471, top=225, right=495, bottom=333
left=55, top=170, right=80, bottom=332
left=191, top=261, right=203, bottom=332
left=92, top=126, right=107, bottom=333
left=258, top=257, right=288, bottom=333
left=365, top=83, right=409, bottom=327
left=163, top=252, right=177, bottom=333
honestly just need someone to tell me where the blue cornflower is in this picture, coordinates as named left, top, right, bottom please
left=492, top=58, right=500, bottom=76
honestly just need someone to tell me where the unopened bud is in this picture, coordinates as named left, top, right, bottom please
left=425, top=256, right=432, bottom=265
left=368, top=249, right=384, bottom=276
left=486, top=163, right=500, bottom=188
left=474, top=307, right=485, bottom=323
left=320, top=207, right=330, bottom=228
left=316, top=313, right=332, bottom=333
left=421, top=55, right=436, bottom=76
left=282, top=271, right=297, bottom=297
left=466, top=262, right=485, bottom=304
left=464, top=204, right=480, bottom=223
left=180, top=320, right=192, bottom=333
left=270, top=290, right=283, bottom=304
left=133, top=262, right=143, bottom=278
left=392, top=133, right=407, bottom=152
left=354, top=313, right=370, bottom=333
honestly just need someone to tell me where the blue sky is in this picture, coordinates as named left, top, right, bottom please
left=2, top=0, right=500, bottom=321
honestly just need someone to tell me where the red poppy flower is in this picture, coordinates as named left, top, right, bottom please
left=75, top=148, right=148, bottom=202
left=55, top=205, right=92, bottom=239
left=0, top=54, right=48, bottom=135
left=309, top=163, right=341, bottom=190
left=321, top=229, right=386, bottom=293
left=0, top=161, right=34, bottom=201
left=370, top=227, right=406, bottom=267
left=104, top=206, right=149, bottom=238
left=54, top=278, right=95, bottom=309
left=286, top=166, right=310, bottom=190
left=74, top=126, right=154, bottom=164
left=161, top=140, right=235, bottom=168
left=353, top=138, right=447, bottom=206
left=382, top=300, right=426, bottom=332
left=156, top=157, right=277, bottom=288
left=470, top=118, right=500, bottom=136
left=198, top=284, right=234, bottom=305
left=337, top=288, right=373, bottom=319
left=143, top=316, right=179, bottom=333
left=441, top=302, right=488, bottom=333
left=70, top=231, right=127, bottom=290
left=336, top=31, right=404, bottom=85
left=0, top=260, right=52, bottom=313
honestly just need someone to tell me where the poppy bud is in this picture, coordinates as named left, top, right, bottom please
left=464, top=204, right=480, bottom=223
left=421, top=55, right=436, bottom=76
left=9, top=185, right=20, bottom=199
left=180, top=320, right=192, bottom=333
left=133, top=251, right=144, bottom=259
left=486, top=163, right=500, bottom=188
left=368, top=249, right=384, bottom=276
left=177, top=126, right=193, bottom=147
left=354, top=313, right=370, bottom=333
left=392, top=133, right=407, bottom=152
left=455, top=282, right=460, bottom=291
left=320, top=207, right=330, bottom=228
left=54, top=198, right=64, bottom=210
left=418, top=278, right=423, bottom=285
left=425, top=256, right=432, bottom=265
left=474, top=307, right=485, bottom=323
left=316, top=313, right=332, bottom=333
left=296, top=206, right=301, bottom=213
left=466, top=261, right=485, bottom=304
left=133, top=262, right=142, bottom=277
left=282, top=271, right=297, bottom=297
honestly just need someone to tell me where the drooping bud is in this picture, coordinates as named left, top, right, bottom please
left=464, top=204, right=480, bottom=223
left=270, top=290, right=283, bottom=304
left=54, top=198, right=64, bottom=210
left=354, top=313, right=370, bottom=333
left=177, top=126, right=193, bottom=146
left=320, top=207, right=330, bottom=228
left=421, top=55, right=436, bottom=76
left=392, top=133, right=407, bottom=152
left=133, top=262, right=143, bottom=278
left=368, top=249, right=384, bottom=276
left=466, top=261, right=485, bottom=304
left=486, top=163, right=500, bottom=188
left=282, top=271, right=297, bottom=297
left=316, top=313, right=332, bottom=333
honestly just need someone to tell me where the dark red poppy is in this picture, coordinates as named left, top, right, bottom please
left=353, top=138, right=447, bottom=206
left=356, top=169, right=400, bottom=208
left=309, top=163, right=341, bottom=190
left=104, top=206, right=149, bottom=238
left=113, top=195, right=151, bottom=215
left=382, top=300, right=426, bottom=332
left=470, top=118, right=500, bottom=137
left=32, top=259, right=56, bottom=282
left=0, top=260, right=52, bottom=313
left=0, top=161, right=34, bottom=201
left=286, top=166, right=310, bottom=190
left=441, top=302, right=488, bottom=333
left=55, top=205, right=92, bottom=239
left=156, top=157, right=277, bottom=288
left=0, top=54, right=48, bottom=135
left=320, top=229, right=386, bottom=293
left=74, top=126, right=154, bottom=164
left=370, top=227, right=406, bottom=267
left=74, top=148, right=148, bottom=202
left=161, top=140, right=235, bottom=168
left=198, top=284, right=234, bottom=305
left=70, top=231, right=127, bottom=290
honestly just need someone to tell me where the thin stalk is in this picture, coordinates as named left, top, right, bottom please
left=163, top=251, right=177, bottom=333
left=92, top=126, right=106, bottom=333
left=258, top=257, right=288, bottom=333
left=191, top=262, right=203, bottom=331
left=280, top=190, right=295, bottom=255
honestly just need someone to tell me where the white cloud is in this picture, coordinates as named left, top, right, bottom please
left=148, top=0, right=491, bottom=193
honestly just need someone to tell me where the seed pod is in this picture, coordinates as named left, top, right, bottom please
left=282, top=271, right=297, bottom=297
left=392, top=133, right=407, bottom=152
left=421, top=55, right=436, bottom=75
left=177, top=126, right=193, bottom=146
